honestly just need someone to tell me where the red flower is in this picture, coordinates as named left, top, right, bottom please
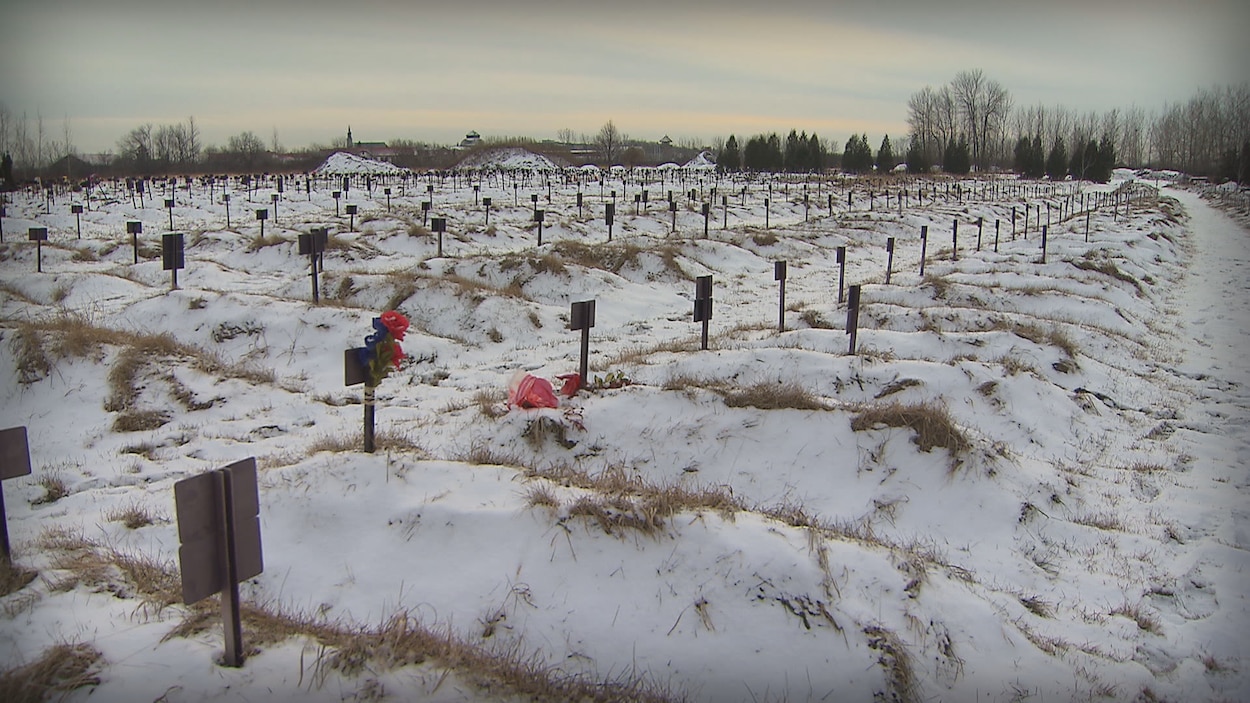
left=380, top=310, right=409, bottom=341
left=391, top=342, right=405, bottom=368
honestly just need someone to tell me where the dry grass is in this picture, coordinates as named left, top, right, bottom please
left=307, top=430, right=427, bottom=456
left=1019, top=594, right=1054, bottom=619
left=997, top=320, right=1079, bottom=359
left=1110, top=602, right=1161, bottom=635
left=11, top=313, right=277, bottom=391
left=473, top=388, right=509, bottom=418
left=32, top=528, right=678, bottom=703
left=103, top=500, right=157, bottom=530
left=246, top=233, right=287, bottom=252
left=1072, top=512, right=1124, bottom=531
left=32, top=474, right=70, bottom=506
left=875, top=378, right=922, bottom=399
left=850, top=401, right=971, bottom=455
left=0, top=560, right=38, bottom=598
left=526, top=463, right=740, bottom=537
left=596, top=337, right=696, bottom=369
left=864, top=625, right=920, bottom=703
left=723, top=381, right=825, bottom=410
left=0, top=643, right=104, bottom=703
left=1071, top=253, right=1144, bottom=294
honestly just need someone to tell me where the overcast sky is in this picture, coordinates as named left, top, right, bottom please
left=2, top=0, right=1246, bottom=154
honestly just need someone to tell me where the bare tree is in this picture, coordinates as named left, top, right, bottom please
left=949, top=69, right=1012, bottom=170
left=227, top=131, right=266, bottom=170
left=271, top=126, right=282, bottom=153
left=555, top=127, right=577, bottom=144
left=595, top=120, right=623, bottom=165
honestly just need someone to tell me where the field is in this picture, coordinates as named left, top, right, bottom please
left=1, top=155, right=1247, bottom=702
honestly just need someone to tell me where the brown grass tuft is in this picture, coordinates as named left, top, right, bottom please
left=723, top=381, right=825, bottom=410
left=850, top=401, right=970, bottom=455
left=0, top=643, right=104, bottom=703
left=0, top=560, right=38, bottom=598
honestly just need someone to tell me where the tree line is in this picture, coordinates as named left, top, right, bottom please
left=3, top=78, right=1247, bottom=186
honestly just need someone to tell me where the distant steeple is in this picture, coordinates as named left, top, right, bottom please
left=347, top=126, right=353, bottom=147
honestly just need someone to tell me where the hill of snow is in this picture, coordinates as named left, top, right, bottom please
left=0, top=173, right=1246, bottom=702
left=455, top=147, right=560, bottom=171
left=312, top=151, right=409, bottom=175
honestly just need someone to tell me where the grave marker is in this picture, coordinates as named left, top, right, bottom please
left=162, top=232, right=185, bottom=290
left=694, top=275, right=713, bottom=350
left=127, top=220, right=142, bottom=264
left=775, top=261, right=787, bottom=332
left=846, top=285, right=862, bottom=354
left=0, top=426, right=32, bottom=564
left=28, top=227, right=47, bottom=273
left=432, top=216, right=446, bottom=257
left=569, top=300, right=596, bottom=383
left=174, top=457, right=262, bottom=668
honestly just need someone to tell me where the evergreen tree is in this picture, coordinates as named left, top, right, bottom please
left=766, top=133, right=783, bottom=171
left=876, top=135, right=895, bottom=173
left=1045, top=137, right=1067, bottom=181
left=808, top=133, right=825, bottom=172
left=944, top=136, right=970, bottom=175
left=1013, top=137, right=1031, bottom=176
left=1091, top=135, right=1115, bottom=183
left=1029, top=135, right=1045, bottom=178
left=718, top=135, right=740, bottom=172
left=742, top=135, right=768, bottom=171
left=906, top=138, right=929, bottom=174
left=1240, top=141, right=1250, bottom=184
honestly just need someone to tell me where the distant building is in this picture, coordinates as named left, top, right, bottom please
left=659, top=135, right=673, bottom=148
left=460, top=131, right=482, bottom=148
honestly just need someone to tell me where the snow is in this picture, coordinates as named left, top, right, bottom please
left=683, top=152, right=717, bottom=170
left=455, top=147, right=560, bottom=171
left=312, top=151, right=410, bottom=176
left=0, top=173, right=1247, bottom=702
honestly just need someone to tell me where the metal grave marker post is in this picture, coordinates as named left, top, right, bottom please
left=836, top=246, right=847, bottom=304
left=174, top=457, right=262, bottom=668
left=343, top=348, right=375, bottom=451
left=223, top=194, right=231, bottom=229
left=722, top=195, right=729, bottom=229
left=605, top=203, right=615, bottom=241
left=846, top=285, right=862, bottom=354
left=271, top=193, right=280, bottom=223
left=385, top=187, right=392, bottom=212
left=951, top=219, right=959, bottom=261
left=299, top=228, right=327, bottom=303
left=162, top=233, right=185, bottom=290
left=127, top=220, right=142, bottom=264
left=885, top=237, right=895, bottom=284
left=775, top=261, right=787, bottom=332
left=71, top=204, right=83, bottom=239
left=432, top=216, right=446, bottom=257
left=0, top=426, right=32, bottom=564
left=483, top=197, right=492, bottom=227
left=694, top=275, right=713, bottom=350
left=165, top=198, right=175, bottom=230
left=1040, top=225, right=1048, bottom=264
left=976, top=217, right=983, bottom=251
left=255, top=209, right=268, bottom=238
left=570, top=300, right=596, bottom=384
left=473, top=184, right=479, bottom=206
left=421, top=200, right=430, bottom=227
left=919, top=226, right=928, bottom=277
left=534, top=209, right=545, bottom=246
left=28, top=227, right=48, bottom=273
left=701, top=202, right=710, bottom=239
left=670, top=200, right=677, bottom=233
left=764, top=197, right=770, bottom=229
left=332, top=191, right=341, bottom=217
left=994, top=220, right=1000, bottom=252
left=634, top=193, right=641, bottom=216
left=346, top=204, right=358, bottom=232
left=577, top=191, right=584, bottom=218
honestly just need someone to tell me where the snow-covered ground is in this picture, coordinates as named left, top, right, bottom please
left=0, top=165, right=1246, bottom=702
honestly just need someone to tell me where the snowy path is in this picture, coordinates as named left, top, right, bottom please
left=1162, top=188, right=1250, bottom=685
